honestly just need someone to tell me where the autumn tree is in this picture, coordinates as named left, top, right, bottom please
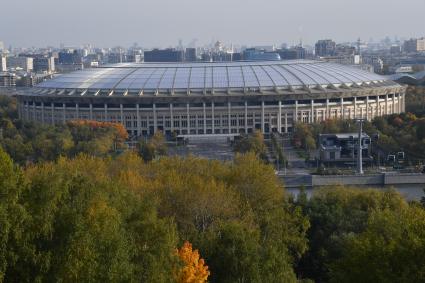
left=175, top=241, right=210, bottom=283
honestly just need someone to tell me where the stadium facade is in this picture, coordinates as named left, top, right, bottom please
left=17, top=60, right=406, bottom=137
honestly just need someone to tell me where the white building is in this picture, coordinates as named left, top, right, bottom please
left=0, top=56, right=6, bottom=72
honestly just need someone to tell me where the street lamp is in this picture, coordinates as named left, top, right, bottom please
left=355, top=119, right=365, bottom=175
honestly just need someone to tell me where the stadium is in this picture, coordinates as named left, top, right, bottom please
left=17, top=60, right=406, bottom=137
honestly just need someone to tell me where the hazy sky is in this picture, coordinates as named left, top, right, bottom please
left=1, top=0, right=425, bottom=48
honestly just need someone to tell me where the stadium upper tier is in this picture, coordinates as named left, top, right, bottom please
left=35, top=60, right=394, bottom=95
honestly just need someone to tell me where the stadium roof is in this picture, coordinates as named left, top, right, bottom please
left=36, top=60, right=396, bottom=95
left=388, top=70, right=425, bottom=83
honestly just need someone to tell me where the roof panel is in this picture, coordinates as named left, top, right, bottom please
left=189, top=67, right=205, bottom=89
left=241, top=66, right=259, bottom=87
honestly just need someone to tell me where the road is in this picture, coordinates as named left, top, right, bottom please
left=276, top=134, right=311, bottom=175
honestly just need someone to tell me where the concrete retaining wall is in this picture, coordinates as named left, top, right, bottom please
left=281, top=173, right=425, bottom=188
left=312, top=174, right=383, bottom=186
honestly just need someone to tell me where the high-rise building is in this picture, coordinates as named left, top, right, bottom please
left=243, top=48, right=281, bottom=61
left=0, top=41, right=4, bottom=52
left=403, top=38, right=425, bottom=53
left=58, top=50, right=82, bottom=64
left=0, top=73, right=16, bottom=87
left=7, top=57, right=34, bottom=72
left=33, top=57, right=55, bottom=73
left=144, top=49, right=184, bottom=62
left=390, top=45, right=402, bottom=55
left=278, top=46, right=306, bottom=60
left=335, top=45, right=356, bottom=56
left=315, top=39, right=336, bottom=57
left=185, top=48, right=197, bottom=62
left=0, top=56, right=6, bottom=72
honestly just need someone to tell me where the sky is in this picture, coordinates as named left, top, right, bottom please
left=1, top=0, right=425, bottom=48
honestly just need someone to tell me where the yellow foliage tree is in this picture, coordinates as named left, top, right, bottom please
left=175, top=241, right=210, bottom=283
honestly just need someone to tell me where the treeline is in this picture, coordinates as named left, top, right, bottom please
left=0, top=96, right=128, bottom=165
left=1, top=147, right=425, bottom=282
left=406, top=86, right=425, bottom=116
left=2, top=94, right=425, bottom=282
left=0, top=149, right=309, bottom=282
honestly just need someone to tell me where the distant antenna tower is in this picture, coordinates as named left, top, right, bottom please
left=357, top=38, right=361, bottom=55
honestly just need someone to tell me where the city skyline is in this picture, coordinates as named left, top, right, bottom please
left=1, top=0, right=425, bottom=48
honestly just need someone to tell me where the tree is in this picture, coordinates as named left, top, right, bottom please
left=0, top=154, right=179, bottom=282
left=138, top=132, right=167, bottom=162
left=233, top=130, right=267, bottom=160
left=330, top=206, right=425, bottom=283
left=175, top=241, right=210, bottom=283
left=206, top=222, right=261, bottom=283
left=228, top=153, right=309, bottom=282
left=297, top=186, right=406, bottom=282
left=0, top=148, right=26, bottom=282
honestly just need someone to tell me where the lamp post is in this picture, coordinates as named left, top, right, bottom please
left=355, top=119, right=365, bottom=175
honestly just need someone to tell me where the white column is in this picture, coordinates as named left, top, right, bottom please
left=284, top=112, right=288, bottom=133
left=227, top=102, right=231, bottom=133
left=62, top=103, right=66, bottom=123
left=203, top=102, right=207, bottom=134
left=295, top=100, right=299, bottom=122
left=33, top=102, right=36, bottom=121
left=340, top=98, right=344, bottom=119
left=353, top=97, right=357, bottom=119
left=278, top=101, right=282, bottom=133
left=244, top=101, right=248, bottom=133
left=310, top=100, right=314, bottom=123
left=398, top=93, right=401, bottom=113
left=261, top=101, right=265, bottom=133
left=136, top=104, right=141, bottom=136
left=385, top=94, right=388, bottom=115
left=169, top=104, right=173, bottom=133
left=186, top=103, right=190, bottom=133
left=402, top=93, right=405, bottom=112
left=120, top=104, right=124, bottom=124
left=392, top=94, right=395, bottom=114
left=76, top=103, right=79, bottom=120
left=41, top=102, right=45, bottom=124
left=211, top=102, right=215, bottom=133
left=153, top=103, right=158, bottom=133
left=104, top=103, right=108, bottom=122
left=325, top=99, right=329, bottom=120
left=89, top=103, right=93, bottom=120
left=366, top=96, right=369, bottom=121
left=375, top=96, right=379, bottom=117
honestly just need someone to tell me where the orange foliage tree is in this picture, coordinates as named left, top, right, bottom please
left=175, top=241, right=210, bottom=283
left=67, top=119, right=128, bottom=141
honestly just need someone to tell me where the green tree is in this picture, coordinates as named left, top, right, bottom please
left=0, top=148, right=26, bottom=282
left=233, top=130, right=267, bottom=160
left=330, top=206, right=425, bottom=283
left=138, top=132, right=167, bottom=162
left=207, top=222, right=261, bottom=283
left=297, top=186, right=406, bottom=282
